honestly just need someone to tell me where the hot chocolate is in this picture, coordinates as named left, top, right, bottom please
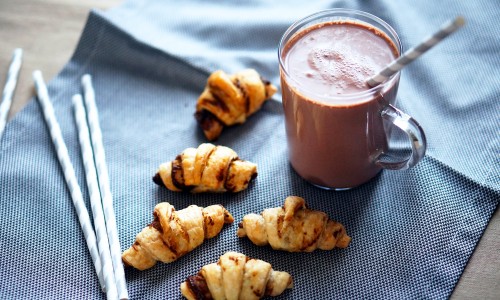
left=280, top=20, right=400, bottom=189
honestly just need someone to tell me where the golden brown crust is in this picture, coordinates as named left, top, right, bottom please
left=225, top=160, right=258, bottom=192
left=202, top=205, right=234, bottom=239
left=180, top=251, right=293, bottom=299
left=237, top=196, right=351, bottom=252
left=194, top=109, right=224, bottom=142
left=195, top=69, right=277, bottom=141
left=157, top=162, right=181, bottom=191
left=154, top=143, right=257, bottom=193
left=181, top=147, right=198, bottom=186
left=199, top=145, right=237, bottom=192
left=122, top=202, right=234, bottom=270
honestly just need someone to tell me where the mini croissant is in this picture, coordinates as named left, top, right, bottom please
left=153, top=143, right=257, bottom=193
left=181, top=251, right=293, bottom=300
left=237, top=196, right=351, bottom=252
left=122, top=202, right=234, bottom=270
left=195, top=69, right=277, bottom=141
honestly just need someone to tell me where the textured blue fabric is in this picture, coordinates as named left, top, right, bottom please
left=0, top=0, right=498, bottom=299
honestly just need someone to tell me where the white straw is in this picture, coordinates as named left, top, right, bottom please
left=32, top=70, right=106, bottom=292
left=0, top=48, right=23, bottom=140
left=366, top=16, right=465, bottom=87
left=73, top=94, right=118, bottom=300
left=82, top=74, right=128, bottom=300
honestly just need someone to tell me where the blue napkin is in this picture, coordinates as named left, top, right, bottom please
left=0, top=1, right=498, bottom=299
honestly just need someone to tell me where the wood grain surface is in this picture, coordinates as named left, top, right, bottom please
left=0, top=0, right=122, bottom=119
left=0, top=0, right=498, bottom=299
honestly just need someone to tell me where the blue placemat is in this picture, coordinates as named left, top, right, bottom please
left=0, top=1, right=498, bottom=299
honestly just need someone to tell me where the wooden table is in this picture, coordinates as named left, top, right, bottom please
left=0, top=0, right=498, bottom=298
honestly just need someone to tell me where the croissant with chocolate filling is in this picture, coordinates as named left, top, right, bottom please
left=122, top=202, right=234, bottom=270
left=195, top=69, right=277, bottom=141
left=181, top=251, right=293, bottom=300
left=153, top=143, right=257, bottom=193
left=237, top=196, right=351, bottom=252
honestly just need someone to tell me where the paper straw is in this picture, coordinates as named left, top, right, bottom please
left=32, top=70, right=106, bottom=292
left=0, top=48, right=23, bottom=140
left=82, top=74, right=128, bottom=300
left=73, top=94, right=118, bottom=300
left=366, top=16, right=465, bottom=87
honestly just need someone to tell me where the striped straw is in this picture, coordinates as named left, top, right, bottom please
left=0, top=48, right=23, bottom=140
left=366, top=16, right=465, bottom=87
left=73, top=94, right=118, bottom=299
left=32, top=70, right=106, bottom=292
left=82, top=74, right=129, bottom=300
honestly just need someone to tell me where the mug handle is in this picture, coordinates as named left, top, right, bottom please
left=376, top=104, right=427, bottom=170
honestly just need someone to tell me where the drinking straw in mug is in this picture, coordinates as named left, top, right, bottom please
left=81, top=74, right=129, bottom=300
left=0, top=48, right=23, bottom=141
left=32, top=70, right=106, bottom=292
left=366, top=16, right=465, bottom=87
left=73, top=94, right=118, bottom=299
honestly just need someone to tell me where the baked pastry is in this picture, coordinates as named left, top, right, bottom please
left=122, top=202, right=234, bottom=270
left=153, top=143, right=257, bottom=193
left=195, top=69, right=277, bottom=140
left=181, top=251, right=293, bottom=300
left=237, top=196, right=351, bottom=252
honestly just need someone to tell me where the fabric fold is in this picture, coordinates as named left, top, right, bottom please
left=0, top=1, right=498, bottom=299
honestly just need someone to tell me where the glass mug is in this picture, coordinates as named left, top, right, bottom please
left=278, top=9, right=426, bottom=190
